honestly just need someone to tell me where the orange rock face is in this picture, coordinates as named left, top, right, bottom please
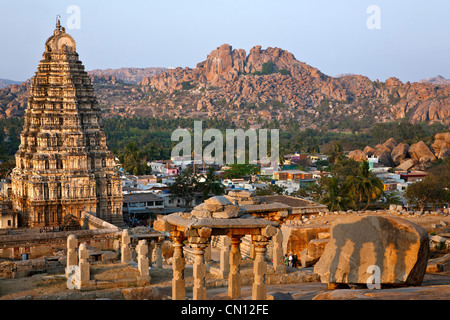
left=314, top=215, right=429, bottom=286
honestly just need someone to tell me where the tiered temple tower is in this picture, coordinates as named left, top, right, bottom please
left=10, top=20, right=123, bottom=228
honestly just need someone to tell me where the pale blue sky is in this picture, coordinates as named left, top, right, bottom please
left=1, top=0, right=449, bottom=83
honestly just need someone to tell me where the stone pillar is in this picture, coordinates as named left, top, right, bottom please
left=121, top=229, right=132, bottom=263
left=171, top=232, right=186, bottom=300
left=78, top=243, right=90, bottom=287
left=219, top=236, right=231, bottom=278
left=189, top=228, right=211, bottom=300
left=136, top=240, right=150, bottom=284
left=228, top=235, right=242, bottom=299
left=273, top=229, right=286, bottom=274
left=155, top=237, right=163, bottom=269
left=191, top=241, right=208, bottom=300
left=148, top=240, right=154, bottom=267
left=252, top=236, right=270, bottom=300
left=204, top=239, right=212, bottom=263
left=66, top=234, right=78, bottom=278
left=250, top=235, right=256, bottom=259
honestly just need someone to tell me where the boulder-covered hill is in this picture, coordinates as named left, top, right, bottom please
left=0, top=68, right=167, bottom=118
left=0, top=78, right=22, bottom=89
left=0, top=44, right=449, bottom=128
left=88, top=67, right=167, bottom=84
left=137, top=44, right=449, bottom=126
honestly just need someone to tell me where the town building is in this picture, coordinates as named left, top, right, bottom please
left=273, top=169, right=315, bottom=188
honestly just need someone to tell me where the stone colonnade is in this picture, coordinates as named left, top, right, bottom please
left=120, top=229, right=164, bottom=268
left=64, top=230, right=165, bottom=289
left=170, top=225, right=284, bottom=301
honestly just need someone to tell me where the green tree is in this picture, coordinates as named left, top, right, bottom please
left=119, top=142, right=152, bottom=175
left=261, top=61, right=275, bottom=75
left=345, top=161, right=384, bottom=210
left=319, top=177, right=355, bottom=211
left=405, top=159, right=450, bottom=210
left=168, top=168, right=198, bottom=211
left=198, top=166, right=225, bottom=200
left=222, top=163, right=258, bottom=180
left=255, top=183, right=286, bottom=196
left=315, top=159, right=329, bottom=172
left=327, top=143, right=345, bottom=164
left=382, top=191, right=403, bottom=206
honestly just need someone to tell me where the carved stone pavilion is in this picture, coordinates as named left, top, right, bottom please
left=9, top=20, right=123, bottom=228
left=154, top=196, right=285, bottom=300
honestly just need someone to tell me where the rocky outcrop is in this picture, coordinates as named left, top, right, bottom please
left=395, top=159, right=417, bottom=171
left=88, top=67, right=167, bottom=84
left=350, top=133, right=448, bottom=170
left=314, top=215, right=429, bottom=287
left=0, top=81, right=30, bottom=118
left=281, top=224, right=330, bottom=257
left=137, top=44, right=450, bottom=125
left=2, top=45, right=450, bottom=126
left=432, top=132, right=450, bottom=159
left=409, top=141, right=437, bottom=164
left=348, top=149, right=366, bottom=162
left=373, top=146, right=393, bottom=166
left=391, top=143, right=409, bottom=166
left=363, top=146, right=375, bottom=157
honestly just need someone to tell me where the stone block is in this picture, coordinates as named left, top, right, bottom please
left=212, top=205, right=243, bottom=219
left=205, top=196, right=233, bottom=206
left=314, top=215, right=429, bottom=286
left=281, top=224, right=330, bottom=256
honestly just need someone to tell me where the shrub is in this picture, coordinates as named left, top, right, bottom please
left=181, top=81, right=195, bottom=90
left=278, top=69, right=291, bottom=76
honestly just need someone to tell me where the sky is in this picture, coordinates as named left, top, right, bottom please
left=1, top=0, right=450, bottom=83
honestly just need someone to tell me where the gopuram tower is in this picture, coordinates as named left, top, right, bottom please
left=10, top=19, right=123, bottom=228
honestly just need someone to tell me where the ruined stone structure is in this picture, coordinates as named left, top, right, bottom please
left=153, top=196, right=280, bottom=300
left=9, top=20, right=123, bottom=228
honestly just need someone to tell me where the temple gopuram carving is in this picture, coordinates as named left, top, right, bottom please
left=9, top=19, right=123, bottom=228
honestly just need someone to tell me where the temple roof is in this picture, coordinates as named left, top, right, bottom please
left=44, top=17, right=77, bottom=53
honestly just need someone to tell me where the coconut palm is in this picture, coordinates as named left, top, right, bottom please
left=345, top=161, right=384, bottom=210
left=198, top=166, right=225, bottom=200
left=327, top=143, right=344, bottom=164
left=320, top=177, right=355, bottom=212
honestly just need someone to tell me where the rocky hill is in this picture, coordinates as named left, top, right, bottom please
left=0, top=44, right=449, bottom=128
left=88, top=67, right=167, bottom=84
left=137, top=44, right=449, bottom=126
left=419, top=75, right=450, bottom=86
left=0, top=78, right=22, bottom=89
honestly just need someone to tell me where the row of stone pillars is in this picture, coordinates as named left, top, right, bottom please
left=65, top=235, right=91, bottom=288
left=120, top=229, right=164, bottom=269
left=65, top=230, right=164, bottom=288
left=171, top=228, right=285, bottom=301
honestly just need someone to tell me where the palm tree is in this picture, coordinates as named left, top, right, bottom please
left=198, top=166, right=225, bottom=200
left=295, top=137, right=305, bottom=154
left=320, top=177, right=355, bottom=211
left=327, top=143, right=344, bottom=164
left=345, top=161, right=384, bottom=210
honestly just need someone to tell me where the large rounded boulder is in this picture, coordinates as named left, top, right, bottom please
left=314, top=215, right=429, bottom=287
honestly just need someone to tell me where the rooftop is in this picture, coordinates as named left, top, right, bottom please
left=123, top=192, right=162, bottom=203
left=260, top=195, right=327, bottom=208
